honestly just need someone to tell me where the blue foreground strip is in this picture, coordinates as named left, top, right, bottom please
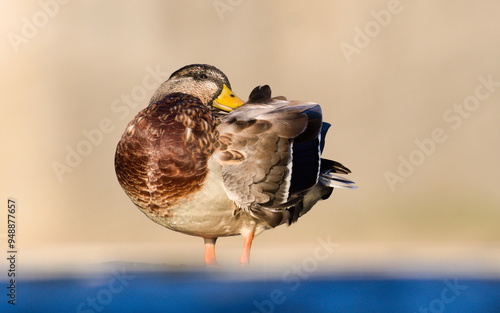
left=1, top=271, right=500, bottom=313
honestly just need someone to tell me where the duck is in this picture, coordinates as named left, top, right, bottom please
left=114, top=64, right=356, bottom=265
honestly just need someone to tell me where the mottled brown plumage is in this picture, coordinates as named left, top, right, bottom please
left=115, top=64, right=356, bottom=265
left=115, top=93, right=218, bottom=217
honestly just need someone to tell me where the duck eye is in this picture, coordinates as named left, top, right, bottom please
left=199, top=73, right=208, bottom=79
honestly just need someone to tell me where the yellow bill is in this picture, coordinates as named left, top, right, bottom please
left=213, top=84, right=245, bottom=112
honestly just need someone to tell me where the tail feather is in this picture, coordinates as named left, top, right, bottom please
left=319, top=158, right=357, bottom=189
left=320, top=170, right=357, bottom=189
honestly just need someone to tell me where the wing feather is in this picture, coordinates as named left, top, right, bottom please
left=216, top=96, right=322, bottom=211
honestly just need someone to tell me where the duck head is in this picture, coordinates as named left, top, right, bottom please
left=150, top=64, right=245, bottom=112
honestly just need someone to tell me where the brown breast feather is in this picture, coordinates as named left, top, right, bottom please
left=115, top=93, right=218, bottom=217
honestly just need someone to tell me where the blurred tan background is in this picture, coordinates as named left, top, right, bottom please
left=1, top=1, right=499, bottom=271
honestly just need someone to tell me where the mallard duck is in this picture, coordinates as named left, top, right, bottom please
left=115, top=64, right=356, bottom=265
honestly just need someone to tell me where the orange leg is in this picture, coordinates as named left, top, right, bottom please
left=240, top=231, right=255, bottom=265
left=204, top=238, right=218, bottom=266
